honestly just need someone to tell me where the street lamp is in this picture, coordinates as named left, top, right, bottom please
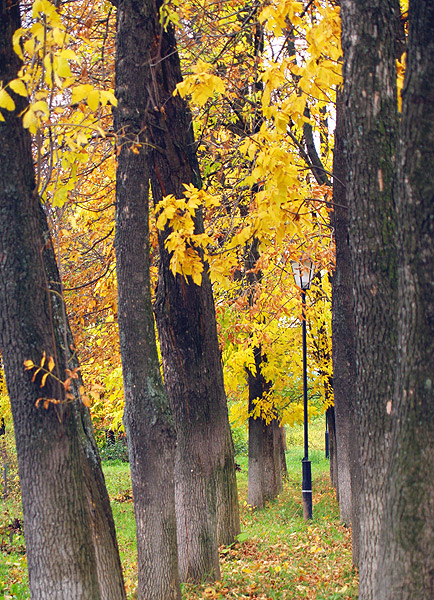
left=291, top=256, right=315, bottom=520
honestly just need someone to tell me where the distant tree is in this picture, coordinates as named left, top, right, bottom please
left=245, top=238, right=283, bottom=508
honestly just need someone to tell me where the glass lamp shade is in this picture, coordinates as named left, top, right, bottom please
left=291, top=257, right=315, bottom=290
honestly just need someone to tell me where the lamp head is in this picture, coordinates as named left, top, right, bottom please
left=291, top=256, right=315, bottom=290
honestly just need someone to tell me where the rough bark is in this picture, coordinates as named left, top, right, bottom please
left=330, top=90, right=360, bottom=565
left=114, top=3, right=181, bottom=597
left=340, top=1, right=400, bottom=597
left=0, top=3, right=102, bottom=597
left=120, top=0, right=238, bottom=580
left=40, top=153, right=127, bottom=596
left=247, top=345, right=282, bottom=508
left=377, top=1, right=434, bottom=597
left=40, top=212, right=126, bottom=600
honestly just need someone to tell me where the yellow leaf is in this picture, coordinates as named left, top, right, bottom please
left=100, top=90, right=118, bottom=107
left=86, top=90, right=100, bottom=111
left=174, top=80, right=189, bottom=98
left=9, top=79, right=27, bottom=97
left=30, top=21, right=45, bottom=42
left=71, top=84, right=94, bottom=104
left=55, top=55, right=71, bottom=78
left=52, top=186, right=68, bottom=207
left=23, top=359, right=34, bottom=370
left=60, top=49, right=77, bottom=61
left=79, top=385, right=85, bottom=395
left=0, top=89, right=15, bottom=111
left=48, top=356, right=55, bottom=372
left=24, top=38, right=38, bottom=56
left=40, top=351, right=46, bottom=367
left=191, top=270, right=202, bottom=286
left=40, top=372, right=49, bottom=388
left=12, top=28, right=24, bottom=59
left=22, top=107, right=38, bottom=133
left=32, top=100, right=49, bottom=117
left=52, top=27, right=66, bottom=46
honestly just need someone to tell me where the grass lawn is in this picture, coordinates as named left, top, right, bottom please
left=1, top=421, right=358, bottom=599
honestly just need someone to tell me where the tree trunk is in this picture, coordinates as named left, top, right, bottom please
left=114, top=3, right=181, bottom=597
left=40, top=211, right=126, bottom=600
left=242, top=233, right=283, bottom=509
left=340, top=1, right=401, bottom=597
left=280, top=426, right=288, bottom=479
left=0, top=3, right=102, bottom=597
left=330, top=90, right=360, bottom=565
left=247, top=346, right=282, bottom=508
left=77, top=408, right=127, bottom=600
left=121, top=0, right=238, bottom=579
left=377, top=1, right=434, bottom=597
left=326, top=406, right=338, bottom=490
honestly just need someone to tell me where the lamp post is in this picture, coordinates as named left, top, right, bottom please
left=291, top=256, right=315, bottom=520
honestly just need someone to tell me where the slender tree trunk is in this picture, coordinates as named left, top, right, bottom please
left=331, top=91, right=353, bottom=522
left=0, top=3, right=102, bottom=597
left=122, top=0, right=238, bottom=579
left=280, top=426, right=288, bottom=479
left=377, top=2, right=434, bottom=597
left=340, top=1, right=401, bottom=597
left=244, top=238, right=282, bottom=508
left=326, top=406, right=338, bottom=490
left=330, top=90, right=360, bottom=565
left=247, top=347, right=282, bottom=508
left=114, top=3, right=181, bottom=598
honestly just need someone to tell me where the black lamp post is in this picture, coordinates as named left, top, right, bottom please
left=291, top=256, right=315, bottom=520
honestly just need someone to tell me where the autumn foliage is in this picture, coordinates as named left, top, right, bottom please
left=0, top=0, right=345, bottom=438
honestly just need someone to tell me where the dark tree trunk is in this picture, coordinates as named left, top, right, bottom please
left=330, top=89, right=360, bottom=564
left=331, top=91, right=353, bottom=518
left=114, top=3, right=181, bottom=598
left=280, top=426, right=288, bottom=479
left=0, top=3, right=109, bottom=597
left=77, top=407, right=127, bottom=600
left=122, top=0, right=238, bottom=580
left=326, top=406, right=338, bottom=490
left=244, top=239, right=282, bottom=508
left=247, top=347, right=282, bottom=508
left=340, top=1, right=401, bottom=597
left=377, top=2, right=434, bottom=597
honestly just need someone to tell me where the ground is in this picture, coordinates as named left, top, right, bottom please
left=0, top=419, right=358, bottom=599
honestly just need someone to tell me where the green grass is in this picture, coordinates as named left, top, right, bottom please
left=0, top=420, right=359, bottom=599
